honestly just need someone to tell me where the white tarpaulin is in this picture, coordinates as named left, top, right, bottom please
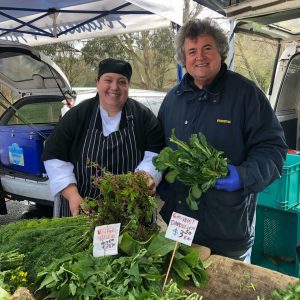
left=0, top=0, right=184, bottom=46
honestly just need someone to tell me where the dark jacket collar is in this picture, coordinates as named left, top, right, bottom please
left=176, top=63, right=228, bottom=103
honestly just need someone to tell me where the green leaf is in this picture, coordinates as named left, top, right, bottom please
left=186, top=193, right=199, bottom=210
left=169, top=269, right=186, bottom=287
left=119, top=232, right=150, bottom=256
left=191, top=184, right=202, bottom=199
left=126, top=262, right=139, bottom=279
left=172, top=259, right=192, bottom=281
left=192, top=268, right=209, bottom=288
left=0, top=286, right=9, bottom=299
left=51, top=271, right=59, bottom=282
left=165, top=169, right=179, bottom=183
left=36, top=273, right=56, bottom=291
left=152, top=147, right=174, bottom=171
left=69, top=281, right=77, bottom=296
left=170, top=129, right=192, bottom=154
left=55, top=284, right=71, bottom=300
left=181, top=248, right=199, bottom=267
left=147, top=233, right=176, bottom=257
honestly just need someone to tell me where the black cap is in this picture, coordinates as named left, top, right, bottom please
left=98, top=58, right=132, bottom=81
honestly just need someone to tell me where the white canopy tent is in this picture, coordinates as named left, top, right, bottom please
left=0, top=0, right=184, bottom=46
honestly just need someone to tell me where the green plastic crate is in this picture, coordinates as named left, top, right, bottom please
left=258, top=154, right=300, bottom=210
left=252, top=204, right=300, bottom=277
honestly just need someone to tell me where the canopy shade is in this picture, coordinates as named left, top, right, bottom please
left=193, top=0, right=300, bottom=41
left=0, top=0, right=184, bottom=46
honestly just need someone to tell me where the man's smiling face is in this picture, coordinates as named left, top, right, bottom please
left=184, top=34, right=222, bottom=89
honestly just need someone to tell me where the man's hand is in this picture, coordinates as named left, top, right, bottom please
left=61, top=183, right=83, bottom=216
left=215, top=164, right=242, bottom=192
left=136, top=171, right=156, bottom=195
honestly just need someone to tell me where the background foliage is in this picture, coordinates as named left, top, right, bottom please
left=0, top=1, right=282, bottom=118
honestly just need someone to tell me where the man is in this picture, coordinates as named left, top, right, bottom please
left=157, top=18, right=288, bottom=263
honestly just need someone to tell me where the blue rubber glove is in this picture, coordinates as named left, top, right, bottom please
left=215, top=164, right=242, bottom=192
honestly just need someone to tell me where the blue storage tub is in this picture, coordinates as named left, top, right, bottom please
left=0, top=124, right=54, bottom=175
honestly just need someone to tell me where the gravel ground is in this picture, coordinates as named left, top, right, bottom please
left=0, top=200, right=53, bottom=226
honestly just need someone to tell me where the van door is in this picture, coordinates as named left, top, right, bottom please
left=274, top=52, right=300, bottom=149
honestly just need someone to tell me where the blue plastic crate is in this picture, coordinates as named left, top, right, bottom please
left=258, top=154, right=300, bottom=210
left=0, top=124, right=53, bottom=175
left=252, top=204, right=300, bottom=277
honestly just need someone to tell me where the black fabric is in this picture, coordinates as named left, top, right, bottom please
left=98, top=58, right=132, bottom=81
left=42, top=94, right=164, bottom=169
left=0, top=199, right=7, bottom=215
left=157, top=63, right=288, bottom=253
left=75, top=103, right=141, bottom=199
left=0, top=182, right=7, bottom=215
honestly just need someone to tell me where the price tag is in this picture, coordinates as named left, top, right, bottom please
left=165, top=212, right=198, bottom=246
left=93, top=223, right=120, bottom=257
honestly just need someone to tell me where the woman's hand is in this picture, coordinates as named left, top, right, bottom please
left=61, top=183, right=83, bottom=216
left=135, top=171, right=156, bottom=195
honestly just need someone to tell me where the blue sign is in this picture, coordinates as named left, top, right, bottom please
left=8, top=143, right=24, bottom=166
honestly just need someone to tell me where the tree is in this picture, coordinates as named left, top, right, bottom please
left=79, top=0, right=203, bottom=90
left=183, top=0, right=203, bottom=22
left=81, top=28, right=177, bottom=90
left=32, top=1, right=204, bottom=91
left=35, top=42, right=95, bottom=87
left=234, top=34, right=278, bottom=92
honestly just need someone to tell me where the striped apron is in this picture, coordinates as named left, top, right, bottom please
left=54, top=104, right=142, bottom=217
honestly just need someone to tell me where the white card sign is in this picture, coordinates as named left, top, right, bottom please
left=93, top=223, right=121, bottom=257
left=165, top=212, right=198, bottom=246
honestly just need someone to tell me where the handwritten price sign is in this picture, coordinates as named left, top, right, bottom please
left=165, top=212, right=198, bottom=246
left=93, top=223, right=120, bottom=257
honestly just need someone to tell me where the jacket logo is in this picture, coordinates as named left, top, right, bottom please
left=217, top=119, right=231, bottom=124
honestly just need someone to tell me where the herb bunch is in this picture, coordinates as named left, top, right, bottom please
left=0, top=216, right=91, bottom=283
left=153, top=129, right=228, bottom=210
left=36, top=232, right=207, bottom=299
left=81, top=171, right=159, bottom=240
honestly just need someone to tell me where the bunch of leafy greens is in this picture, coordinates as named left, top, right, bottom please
left=0, top=250, right=24, bottom=271
left=81, top=171, right=159, bottom=240
left=36, top=232, right=207, bottom=299
left=272, top=280, right=300, bottom=299
left=0, top=171, right=208, bottom=298
left=153, top=129, right=228, bottom=210
left=0, top=216, right=91, bottom=283
left=0, top=250, right=27, bottom=294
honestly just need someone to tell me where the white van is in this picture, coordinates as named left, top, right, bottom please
left=195, top=0, right=300, bottom=150
left=0, top=42, right=165, bottom=214
left=0, top=41, right=75, bottom=213
left=63, top=87, right=166, bottom=117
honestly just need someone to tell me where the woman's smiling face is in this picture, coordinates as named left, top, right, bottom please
left=96, top=73, right=129, bottom=116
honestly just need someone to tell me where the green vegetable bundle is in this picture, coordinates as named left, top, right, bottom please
left=153, top=129, right=228, bottom=210
left=0, top=216, right=91, bottom=282
left=36, top=232, right=207, bottom=299
left=0, top=171, right=208, bottom=298
left=272, top=280, right=300, bottom=300
left=81, top=171, right=159, bottom=240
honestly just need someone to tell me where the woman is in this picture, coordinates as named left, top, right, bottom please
left=43, top=58, right=164, bottom=217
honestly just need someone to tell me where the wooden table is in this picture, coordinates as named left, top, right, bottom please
left=188, top=254, right=299, bottom=300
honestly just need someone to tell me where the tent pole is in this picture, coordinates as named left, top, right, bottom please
left=228, top=20, right=235, bottom=71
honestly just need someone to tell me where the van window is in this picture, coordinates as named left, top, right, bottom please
left=276, top=54, right=300, bottom=114
left=7, top=101, right=62, bottom=125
